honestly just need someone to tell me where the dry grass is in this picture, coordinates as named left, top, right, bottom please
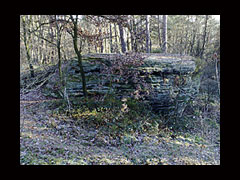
left=20, top=89, right=220, bottom=165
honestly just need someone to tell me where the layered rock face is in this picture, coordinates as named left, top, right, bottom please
left=140, top=54, right=199, bottom=116
left=43, top=53, right=199, bottom=116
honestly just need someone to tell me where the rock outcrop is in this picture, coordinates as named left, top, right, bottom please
left=43, top=53, right=200, bottom=116
left=140, top=54, right=199, bottom=116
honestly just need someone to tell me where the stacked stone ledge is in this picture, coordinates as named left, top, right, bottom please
left=43, top=53, right=200, bottom=116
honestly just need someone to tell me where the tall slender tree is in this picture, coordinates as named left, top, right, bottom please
left=145, top=15, right=150, bottom=53
left=190, top=16, right=198, bottom=56
left=131, top=16, right=138, bottom=52
left=162, top=15, right=168, bottom=53
left=200, top=15, right=209, bottom=58
left=54, top=15, right=65, bottom=86
left=21, top=15, right=35, bottom=77
left=157, top=15, right=161, bottom=47
left=109, top=23, right=113, bottom=53
left=69, top=15, right=87, bottom=98
left=118, top=22, right=126, bottom=53
left=126, top=28, right=130, bottom=51
left=114, top=23, right=119, bottom=53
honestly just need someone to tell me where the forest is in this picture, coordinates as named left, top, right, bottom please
left=20, top=15, right=220, bottom=165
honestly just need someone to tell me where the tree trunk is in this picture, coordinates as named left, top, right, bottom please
left=118, top=23, right=126, bottom=53
left=56, top=37, right=63, bottom=86
left=109, top=23, right=113, bottom=53
left=99, top=28, right=104, bottom=53
left=131, top=16, right=138, bottom=52
left=190, top=16, right=198, bottom=56
left=126, top=28, right=130, bottom=51
left=88, top=42, right=91, bottom=53
left=104, top=35, right=107, bottom=53
left=21, top=15, right=34, bottom=78
left=130, top=19, right=135, bottom=51
left=149, top=15, right=152, bottom=52
left=214, top=54, right=220, bottom=96
left=200, top=15, right=209, bottom=58
left=139, top=16, right=145, bottom=52
left=145, top=15, right=150, bottom=53
left=190, top=30, right=196, bottom=55
left=195, top=38, right=201, bottom=57
left=49, top=15, right=55, bottom=42
left=71, top=15, right=87, bottom=98
left=95, top=44, right=98, bottom=53
left=57, top=41, right=63, bottom=85
left=114, top=23, right=119, bottom=53
left=162, top=15, right=168, bottom=53
left=157, top=15, right=161, bottom=47
left=54, top=16, right=64, bottom=86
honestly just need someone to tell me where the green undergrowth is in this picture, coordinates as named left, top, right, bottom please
left=50, top=94, right=164, bottom=138
left=43, top=90, right=219, bottom=142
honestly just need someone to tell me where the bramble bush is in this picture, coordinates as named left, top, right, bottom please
left=99, top=53, right=152, bottom=100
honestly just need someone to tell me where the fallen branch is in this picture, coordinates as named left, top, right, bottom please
left=20, top=65, right=57, bottom=94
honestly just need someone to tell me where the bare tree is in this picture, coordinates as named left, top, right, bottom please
left=130, top=15, right=137, bottom=52
left=118, top=22, right=126, bottom=53
left=114, top=23, right=119, bottom=53
left=145, top=15, right=150, bottom=53
left=21, top=15, right=35, bottom=77
left=200, top=15, right=209, bottom=58
left=190, top=16, right=198, bottom=56
left=53, top=15, right=66, bottom=86
left=214, top=53, right=220, bottom=96
left=162, top=15, right=168, bottom=53
left=157, top=15, right=162, bottom=47
left=69, top=15, right=88, bottom=98
left=109, top=23, right=113, bottom=53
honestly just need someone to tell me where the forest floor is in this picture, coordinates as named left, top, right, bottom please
left=20, top=89, right=220, bottom=165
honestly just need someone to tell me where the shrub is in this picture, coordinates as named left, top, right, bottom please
left=99, top=53, right=152, bottom=100
left=151, top=48, right=162, bottom=53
